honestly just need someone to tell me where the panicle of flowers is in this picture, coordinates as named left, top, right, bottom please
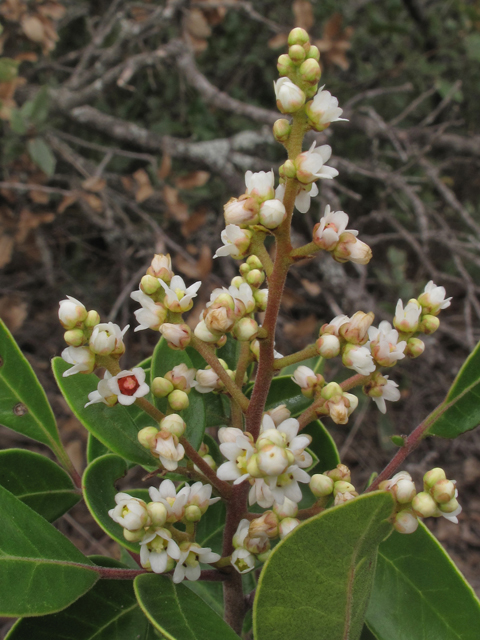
left=150, top=363, right=197, bottom=412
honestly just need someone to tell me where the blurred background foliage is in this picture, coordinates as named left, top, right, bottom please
left=1, top=0, right=480, bottom=607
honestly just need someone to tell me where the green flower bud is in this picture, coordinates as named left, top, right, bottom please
left=289, top=44, right=306, bottom=63
left=438, top=497, right=460, bottom=514
left=393, top=509, right=418, bottom=534
left=277, top=53, right=294, bottom=76
left=246, top=255, right=263, bottom=270
left=321, top=382, right=343, bottom=400
left=246, top=453, right=264, bottom=478
left=305, top=45, right=320, bottom=61
left=64, top=329, right=85, bottom=347
left=141, top=274, right=161, bottom=295
left=310, top=473, right=334, bottom=497
left=147, top=502, right=168, bottom=527
left=167, top=389, right=190, bottom=411
left=233, top=318, right=259, bottom=342
left=423, top=468, right=446, bottom=490
left=282, top=159, right=297, bottom=178
left=273, top=118, right=292, bottom=143
left=418, top=315, right=440, bottom=335
left=288, top=27, right=310, bottom=47
left=200, top=454, right=217, bottom=471
left=239, top=262, right=250, bottom=276
left=231, top=276, right=245, bottom=288
left=151, top=376, right=174, bottom=397
left=246, top=269, right=265, bottom=288
left=299, top=58, right=321, bottom=85
left=84, top=310, right=100, bottom=328
left=404, top=337, right=425, bottom=359
left=432, top=479, right=456, bottom=504
left=412, top=491, right=438, bottom=518
left=184, top=505, right=202, bottom=522
left=123, top=528, right=146, bottom=542
left=160, top=413, right=186, bottom=438
left=138, top=426, right=159, bottom=449
left=333, top=481, right=356, bottom=496
left=325, top=464, right=351, bottom=483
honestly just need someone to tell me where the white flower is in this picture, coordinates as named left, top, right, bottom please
left=224, top=197, right=259, bottom=226
left=342, top=345, right=376, bottom=376
left=322, top=314, right=350, bottom=336
left=217, top=428, right=255, bottom=484
left=149, top=479, right=190, bottom=522
left=173, top=543, right=221, bottom=583
left=153, top=431, right=185, bottom=471
left=259, top=199, right=286, bottom=229
left=245, top=170, right=275, bottom=201
left=276, top=182, right=320, bottom=214
left=230, top=283, right=256, bottom=315
left=214, top=225, right=252, bottom=259
left=107, top=367, right=149, bottom=406
left=140, top=528, right=181, bottom=573
left=295, top=143, right=339, bottom=184
left=61, top=346, right=96, bottom=377
left=160, top=323, right=191, bottom=348
left=108, top=492, right=150, bottom=531
left=84, top=371, right=117, bottom=407
left=89, top=322, right=128, bottom=356
left=371, top=376, right=401, bottom=414
left=195, top=368, right=222, bottom=393
left=306, top=86, right=348, bottom=128
left=260, top=466, right=310, bottom=507
left=394, top=299, right=422, bottom=333
left=440, top=503, right=462, bottom=524
left=260, top=415, right=312, bottom=469
left=274, top=78, right=306, bottom=113
left=158, top=275, right=201, bottom=313
left=169, top=364, right=197, bottom=391
left=292, top=365, right=317, bottom=390
left=231, top=547, right=256, bottom=574
left=418, top=281, right=452, bottom=315
left=186, top=482, right=221, bottom=511
left=130, top=290, right=167, bottom=331
left=313, top=205, right=354, bottom=250
left=58, top=296, right=87, bottom=329
left=368, top=321, right=406, bottom=367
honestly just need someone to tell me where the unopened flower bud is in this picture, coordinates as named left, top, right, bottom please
left=393, top=299, right=422, bottom=333
left=333, top=233, right=372, bottom=265
left=167, top=389, right=189, bottom=411
left=438, top=497, right=460, bottom=514
left=418, top=314, right=440, bottom=335
left=277, top=53, right=294, bottom=76
left=245, top=532, right=270, bottom=555
left=184, top=505, right=202, bottom=522
left=138, top=426, right=159, bottom=449
left=160, top=323, right=191, bottom=349
left=432, top=479, right=456, bottom=504
left=321, top=381, right=343, bottom=400
left=273, top=119, right=292, bottom=143
left=273, top=497, right=298, bottom=519
left=194, top=320, right=220, bottom=343
left=84, top=310, right=100, bottom=328
left=310, top=473, right=334, bottom=497
left=151, top=377, right=174, bottom=397
left=279, top=517, right=300, bottom=539
left=339, top=311, right=375, bottom=345
left=404, top=337, right=425, bottom=359
left=147, top=254, right=173, bottom=282
left=239, top=263, right=250, bottom=276
left=412, top=491, right=438, bottom=518
left=124, top=528, right=146, bottom=542
left=147, top=502, right=168, bottom=527
left=306, top=45, right=320, bottom=61
left=64, top=329, right=85, bottom=347
left=299, top=58, right=321, bottom=85
left=205, top=305, right=236, bottom=334
left=289, top=44, right=306, bottom=63
left=160, top=414, right=186, bottom=438
left=274, top=78, right=306, bottom=114
left=316, top=334, right=341, bottom=358
left=326, top=464, right=351, bottom=483
left=266, top=404, right=291, bottom=426
left=233, top=318, right=259, bottom=341
left=259, top=199, right=287, bottom=229
left=333, top=481, right=357, bottom=496
left=140, top=274, right=161, bottom=295
left=288, top=27, right=310, bottom=47
left=254, top=289, right=268, bottom=311
left=394, top=509, right=419, bottom=534
left=198, top=454, right=217, bottom=471
left=58, top=296, right=87, bottom=330
left=249, top=511, right=279, bottom=539
left=224, top=196, right=259, bottom=226
left=393, top=477, right=417, bottom=504
left=423, top=468, right=446, bottom=490
left=246, top=453, right=263, bottom=478
left=245, top=269, right=265, bottom=288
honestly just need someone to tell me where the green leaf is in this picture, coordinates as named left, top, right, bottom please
left=27, top=137, right=56, bottom=176
left=196, top=499, right=226, bottom=555
left=134, top=573, right=241, bottom=639
left=428, top=340, right=480, bottom=438
left=29, top=86, right=51, bottom=126
left=253, top=493, right=395, bottom=640
left=151, top=338, right=205, bottom=450
left=216, top=334, right=242, bottom=370
left=366, top=523, right=480, bottom=640
left=83, top=453, right=149, bottom=553
left=0, top=320, right=67, bottom=464
left=465, top=33, right=480, bottom=62
left=86, top=432, right=110, bottom=464
left=0, top=449, right=80, bottom=522
left=263, top=374, right=312, bottom=416
left=0, top=485, right=98, bottom=617
left=0, top=57, right=19, bottom=82
left=9, top=108, right=28, bottom=134
left=303, top=419, right=340, bottom=474
left=6, top=558, right=157, bottom=639
left=53, top=357, right=154, bottom=467
left=360, top=624, right=378, bottom=640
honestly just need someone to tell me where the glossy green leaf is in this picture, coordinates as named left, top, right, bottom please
left=6, top=557, right=157, bottom=639
left=27, top=137, right=56, bottom=176
left=83, top=453, right=149, bottom=553
left=264, top=374, right=312, bottom=417
left=53, top=357, right=154, bottom=467
left=253, top=492, right=395, bottom=640
left=0, top=485, right=98, bottom=616
left=151, top=338, right=205, bottom=450
left=0, top=449, right=80, bottom=521
left=134, top=573, right=241, bottom=639
left=428, top=340, right=480, bottom=437
left=366, top=523, right=480, bottom=640
left=360, top=625, right=378, bottom=640
left=86, top=433, right=110, bottom=464
left=216, top=334, right=242, bottom=370
left=202, top=433, right=223, bottom=466
left=0, top=320, right=67, bottom=463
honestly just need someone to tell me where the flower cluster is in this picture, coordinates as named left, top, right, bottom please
left=109, top=480, right=221, bottom=582
left=151, top=363, right=197, bottom=412
left=137, top=414, right=186, bottom=471
left=380, top=468, right=462, bottom=534
left=216, top=413, right=312, bottom=508
left=310, top=464, right=358, bottom=506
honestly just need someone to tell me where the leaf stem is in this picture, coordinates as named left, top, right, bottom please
left=273, top=343, right=319, bottom=370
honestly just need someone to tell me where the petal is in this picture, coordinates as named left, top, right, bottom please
left=150, top=551, right=168, bottom=574
left=217, top=461, right=242, bottom=481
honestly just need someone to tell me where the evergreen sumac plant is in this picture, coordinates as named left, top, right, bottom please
left=1, top=27, right=480, bottom=640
